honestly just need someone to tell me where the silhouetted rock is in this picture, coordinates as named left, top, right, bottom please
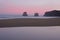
left=34, top=13, right=39, bottom=16
left=22, top=12, right=28, bottom=16
left=44, top=10, right=60, bottom=17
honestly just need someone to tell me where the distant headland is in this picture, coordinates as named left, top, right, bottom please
left=44, top=10, right=60, bottom=17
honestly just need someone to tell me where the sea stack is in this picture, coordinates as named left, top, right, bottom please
left=34, top=13, right=39, bottom=16
left=22, top=12, right=28, bottom=16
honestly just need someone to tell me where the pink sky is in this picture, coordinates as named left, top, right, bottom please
left=0, top=0, right=60, bottom=15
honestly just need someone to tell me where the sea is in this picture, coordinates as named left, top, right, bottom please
left=0, top=15, right=59, bottom=19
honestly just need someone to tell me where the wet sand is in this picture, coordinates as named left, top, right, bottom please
left=0, top=18, right=60, bottom=27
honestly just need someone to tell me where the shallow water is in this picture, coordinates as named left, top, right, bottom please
left=0, top=26, right=60, bottom=40
left=0, top=16, right=58, bottom=20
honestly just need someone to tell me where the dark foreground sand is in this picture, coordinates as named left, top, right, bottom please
left=0, top=18, right=60, bottom=27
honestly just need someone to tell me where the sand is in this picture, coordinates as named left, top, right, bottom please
left=0, top=18, right=60, bottom=27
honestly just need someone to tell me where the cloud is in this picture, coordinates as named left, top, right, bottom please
left=0, top=0, right=60, bottom=15
left=0, top=0, right=60, bottom=7
left=3, top=0, right=60, bottom=7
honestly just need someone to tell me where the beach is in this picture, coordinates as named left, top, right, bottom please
left=0, top=18, right=60, bottom=27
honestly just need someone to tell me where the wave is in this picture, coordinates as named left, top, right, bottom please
left=0, top=16, right=58, bottom=20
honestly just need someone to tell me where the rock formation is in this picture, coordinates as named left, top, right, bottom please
left=34, top=13, right=39, bottom=16
left=44, top=10, right=60, bottom=17
left=22, top=12, right=28, bottom=16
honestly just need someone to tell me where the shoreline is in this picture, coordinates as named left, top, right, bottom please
left=0, top=18, right=60, bottom=27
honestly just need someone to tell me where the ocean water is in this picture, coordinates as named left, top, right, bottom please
left=0, top=26, right=60, bottom=40
left=0, top=15, right=58, bottom=19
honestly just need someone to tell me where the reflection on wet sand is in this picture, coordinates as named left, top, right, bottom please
left=0, top=26, right=60, bottom=40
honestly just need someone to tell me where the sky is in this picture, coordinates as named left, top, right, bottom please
left=0, top=0, right=60, bottom=15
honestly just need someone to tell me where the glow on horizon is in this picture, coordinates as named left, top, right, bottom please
left=0, top=0, right=60, bottom=15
